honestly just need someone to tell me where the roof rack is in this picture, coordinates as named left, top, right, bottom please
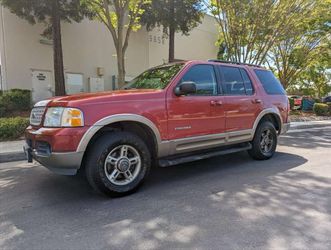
left=207, top=59, right=262, bottom=68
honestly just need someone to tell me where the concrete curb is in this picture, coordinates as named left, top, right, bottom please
left=1, top=120, right=331, bottom=164
left=289, top=120, right=331, bottom=130
left=0, top=151, right=26, bottom=163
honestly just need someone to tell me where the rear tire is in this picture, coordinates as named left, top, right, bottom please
left=248, top=121, right=277, bottom=160
left=85, top=131, right=151, bottom=197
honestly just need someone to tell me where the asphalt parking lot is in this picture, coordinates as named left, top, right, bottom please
left=1, top=125, right=331, bottom=250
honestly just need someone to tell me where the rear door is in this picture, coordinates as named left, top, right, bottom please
left=166, top=64, right=225, bottom=139
left=218, top=66, right=262, bottom=132
left=254, top=69, right=288, bottom=124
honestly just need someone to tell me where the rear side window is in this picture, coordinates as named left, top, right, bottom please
left=254, top=70, right=286, bottom=95
left=219, top=66, right=254, bottom=95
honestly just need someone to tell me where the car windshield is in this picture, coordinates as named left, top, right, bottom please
left=123, top=63, right=184, bottom=90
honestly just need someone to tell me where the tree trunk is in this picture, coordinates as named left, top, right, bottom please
left=168, top=26, right=175, bottom=63
left=52, top=0, right=66, bottom=96
left=116, top=47, right=126, bottom=88
left=168, top=0, right=175, bottom=63
left=317, top=86, right=321, bottom=98
left=279, top=76, right=288, bottom=90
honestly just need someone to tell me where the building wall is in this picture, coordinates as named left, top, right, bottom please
left=0, top=7, right=53, bottom=91
left=0, top=7, right=218, bottom=96
left=61, top=18, right=150, bottom=91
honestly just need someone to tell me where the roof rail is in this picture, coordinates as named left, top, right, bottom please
left=207, top=59, right=262, bottom=68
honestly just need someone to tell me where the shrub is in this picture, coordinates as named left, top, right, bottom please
left=313, top=98, right=322, bottom=103
left=288, top=98, right=294, bottom=110
left=327, top=102, right=331, bottom=112
left=0, top=103, right=5, bottom=117
left=0, top=117, right=29, bottom=141
left=313, top=103, right=329, bottom=116
left=0, top=89, right=31, bottom=117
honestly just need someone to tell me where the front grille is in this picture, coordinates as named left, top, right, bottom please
left=30, top=107, right=46, bottom=126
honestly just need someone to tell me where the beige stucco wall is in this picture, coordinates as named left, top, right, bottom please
left=147, top=15, right=218, bottom=67
left=0, top=7, right=218, bottom=94
left=176, top=15, right=219, bottom=61
left=0, top=7, right=53, bottom=91
left=61, top=18, right=150, bottom=91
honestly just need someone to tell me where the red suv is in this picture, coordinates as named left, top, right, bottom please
left=25, top=60, right=290, bottom=196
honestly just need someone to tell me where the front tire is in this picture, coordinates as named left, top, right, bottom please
left=85, top=132, right=151, bottom=197
left=248, top=121, right=277, bottom=160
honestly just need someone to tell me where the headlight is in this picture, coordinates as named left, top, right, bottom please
left=44, top=107, right=84, bottom=127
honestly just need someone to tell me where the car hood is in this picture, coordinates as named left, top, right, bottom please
left=45, top=89, right=164, bottom=107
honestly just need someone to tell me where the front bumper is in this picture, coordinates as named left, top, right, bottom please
left=24, top=126, right=88, bottom=175
left=281, top=122, right=290, bottom=134
left=24, top=143, right=83, bottom=175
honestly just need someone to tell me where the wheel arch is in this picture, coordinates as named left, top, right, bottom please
left=253, top=109, right=282, bottom=135
left=77, top=114, right=162, bottom=157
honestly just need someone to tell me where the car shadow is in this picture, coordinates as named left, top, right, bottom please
left=0, top=151, right=307, bottom=202
left=145, top=151, right=306, bottom=189
left=3, top=151, right=324, bottom=249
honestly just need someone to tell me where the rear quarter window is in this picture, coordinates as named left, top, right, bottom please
left=254, top=70, right=286, bottom=95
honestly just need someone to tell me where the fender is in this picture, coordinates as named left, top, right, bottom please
left=76, top=114, right=163, bottom=153
left=252, top=108, right=283, bottom=134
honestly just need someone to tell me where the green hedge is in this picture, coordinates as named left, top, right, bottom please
left=0, top=89, right=31, bottom=117
left=288, top=98, right=294, bottom=110
left=313, top=103, right=329, bottom=116
left=326, top=102, right=331, bottom=112
left=0, top=117, right=29, bottom=141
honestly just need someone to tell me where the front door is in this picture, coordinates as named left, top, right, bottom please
left=167, top=64, right=225, bottom=140
left=31, top=70, right=53, bottom=103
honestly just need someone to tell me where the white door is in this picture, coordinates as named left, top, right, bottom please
left=31, top=70, right=53, bottom=103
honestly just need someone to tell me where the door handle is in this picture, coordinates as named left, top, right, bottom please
left=210, top=100, right=223, bottom=106
left=252, top=99, right=262, bottom=104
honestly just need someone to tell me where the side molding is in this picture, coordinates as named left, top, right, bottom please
left=76, top=114, right=163, bottom=153
left=164, top=129, right=253, bottom=155
left=76, top=109, right=283, bottom=158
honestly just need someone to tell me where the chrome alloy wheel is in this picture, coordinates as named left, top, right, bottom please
left=104, top=145, right=142, bottom=186
left=260, top=129, right=274, bottom=153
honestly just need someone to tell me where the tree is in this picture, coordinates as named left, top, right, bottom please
left=295, top=43, right=331, bottom=98
left=82, top=0, right=149, bottom=86
left=141, top=0, right=204, bottom=63
left=297, top=66, right=331, bottom=98
left=206, top=0, right=317, bottom=65
left=0, top=0, right=88, bottom=96
left=268, top=0, right=331, bottom=89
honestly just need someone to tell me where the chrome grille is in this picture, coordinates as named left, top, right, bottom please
left=30, top=107, right=46, bottom=126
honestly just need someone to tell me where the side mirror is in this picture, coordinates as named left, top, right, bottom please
left=174, top=81, right=197, bottom=96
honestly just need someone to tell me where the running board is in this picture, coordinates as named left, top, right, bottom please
left=158, top=142, right=252, bottom=167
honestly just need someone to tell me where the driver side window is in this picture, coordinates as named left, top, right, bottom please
left=181, top=65, right=217, bottom=95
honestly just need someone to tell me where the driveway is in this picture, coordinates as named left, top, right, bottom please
left=1, top=125, right=331, bottom=249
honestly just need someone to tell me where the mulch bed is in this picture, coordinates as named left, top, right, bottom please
left=290, top=111, right=331, bottom=122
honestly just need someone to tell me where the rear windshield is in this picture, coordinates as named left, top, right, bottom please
left=123, top=63, right=184, bottom=90
left=254, top=69, right=286, bottom=95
